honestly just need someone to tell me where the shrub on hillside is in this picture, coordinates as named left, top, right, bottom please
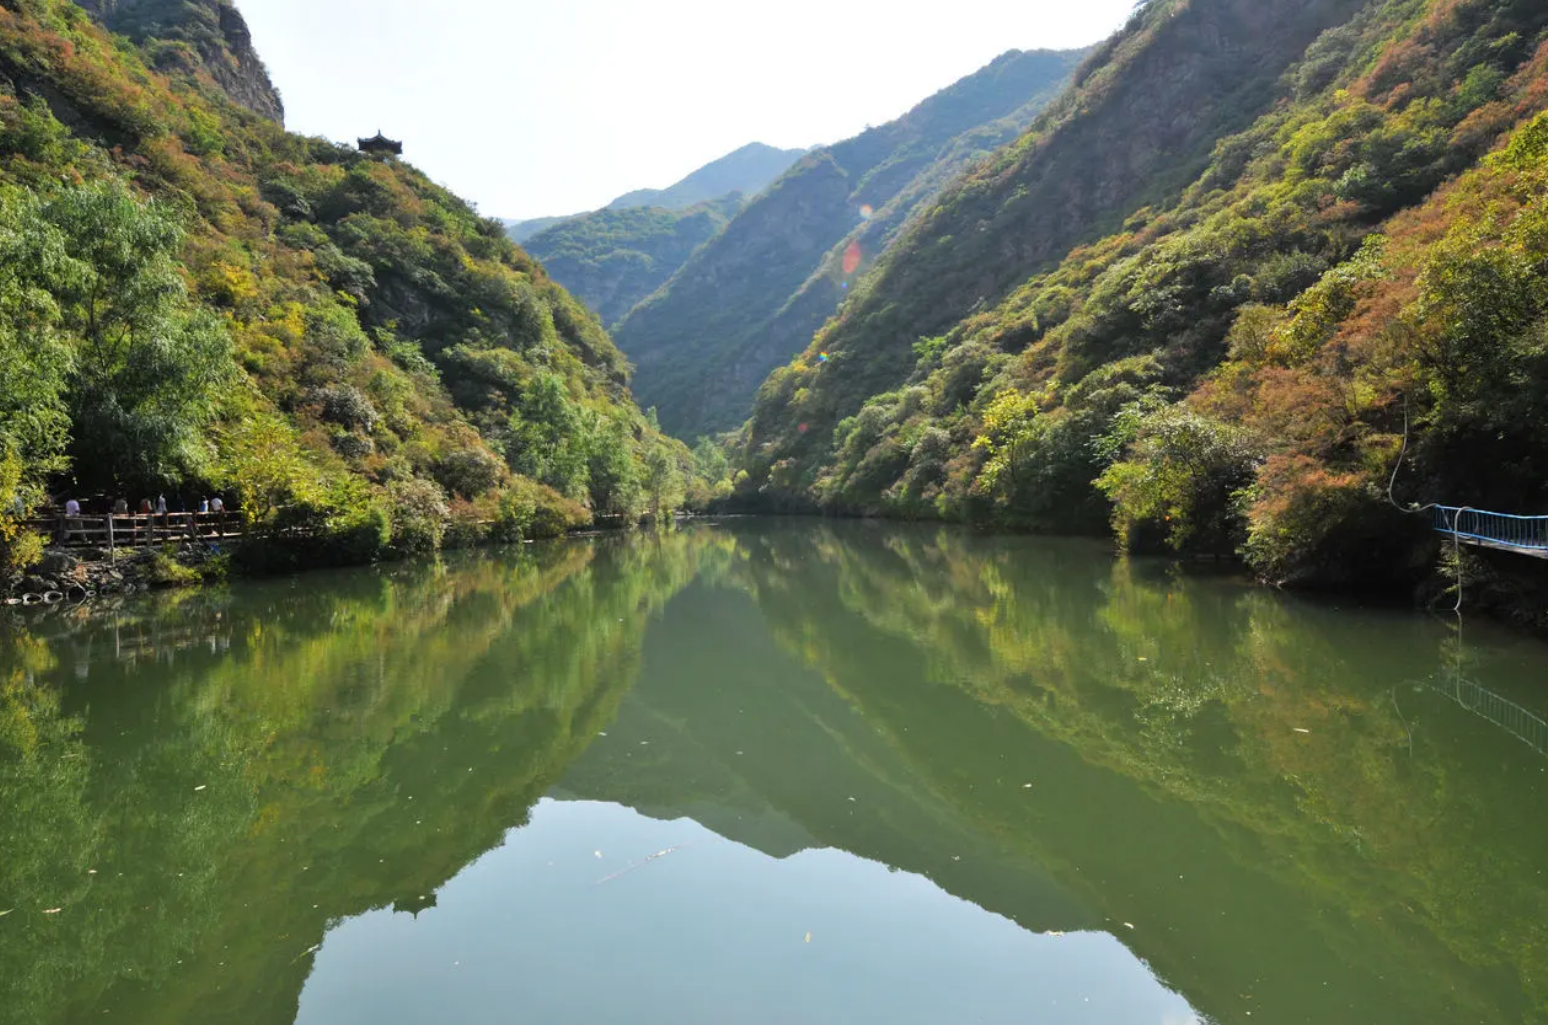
left=386, top=478, right=449, bottom=555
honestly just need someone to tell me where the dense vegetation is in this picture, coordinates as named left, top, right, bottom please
left=613, top=49, right=1084, bottom=438
left=0, top=0, right=718, bottom=588
left=523, top=194, right=740, bottom=327
left=736, top=0, right=1548, bottom=592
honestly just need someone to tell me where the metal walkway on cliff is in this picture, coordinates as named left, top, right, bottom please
left=1433, top=506, right=1548, bottom=560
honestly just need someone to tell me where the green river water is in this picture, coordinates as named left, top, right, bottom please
left=1, top=520, right=1546, bottom=1024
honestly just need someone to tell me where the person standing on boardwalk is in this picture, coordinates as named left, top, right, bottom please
left=114, top=498, right=128, bottom=514
left=63, top=497, right=81, bottom=543
left=155, top=494, right=167, bottom=515
left=210, top=496, right=225, bottom=513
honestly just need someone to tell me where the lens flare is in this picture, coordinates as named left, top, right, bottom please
left=842, top=241, right=862, bottom=276
left=859, top=204, right=874, bottom=220
left=817, top=351, right=830, bottom=363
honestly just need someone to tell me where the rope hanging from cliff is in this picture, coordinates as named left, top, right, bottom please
left=1386, top=393, right=1464, bottom=613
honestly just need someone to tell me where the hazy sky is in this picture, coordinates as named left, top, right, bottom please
left=238, top=0, right=1137, bottom=220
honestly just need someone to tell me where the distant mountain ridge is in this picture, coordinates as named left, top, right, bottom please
left=610, top=48, right=1086, bottom=438
left=502, top=141, right=806, bottom=243
left=607, top=142, right=809, bottom=210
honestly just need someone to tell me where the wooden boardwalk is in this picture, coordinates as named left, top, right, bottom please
left=28, top=511, right=243, bottom=552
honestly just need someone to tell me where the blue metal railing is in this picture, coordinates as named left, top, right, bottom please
left=1433, top=506, right=1548, bottom=552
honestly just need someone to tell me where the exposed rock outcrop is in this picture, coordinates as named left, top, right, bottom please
left=75, top=0, right=284, bottom=122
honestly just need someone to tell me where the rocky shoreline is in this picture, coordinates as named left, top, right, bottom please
left=5, top=543, right=225, bottom=606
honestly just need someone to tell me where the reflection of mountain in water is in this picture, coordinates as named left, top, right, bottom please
left=561, top=522, right=1548, bottom=1025
left=2, top=523, right=1547, bottom=1025
left=556, top=581, right=1096, bottom=935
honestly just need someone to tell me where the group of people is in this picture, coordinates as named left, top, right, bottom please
left=52, top=493, right=231, bottom=544
left=59, top=494, right=226, bottom=517
left=57, top=495, right=226, bottom=517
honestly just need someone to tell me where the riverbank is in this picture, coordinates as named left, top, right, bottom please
left=15, top=506, right=1548, bottom=641
left=0, top=510, right=674, bottom=608
left=719, top=494, right=1548, bottom=636
left=3, top=543, right=229, bottom=606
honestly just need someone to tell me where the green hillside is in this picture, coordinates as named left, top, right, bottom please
left=522, top=194, right=741, bottom=328
left=0, top=0, right=711, bottom=586
left=738, top=0, right=1548, bottom=591
left=613, top=48, right=1084, bottom=439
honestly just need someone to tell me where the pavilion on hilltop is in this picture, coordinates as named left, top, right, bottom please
left=357, top=132, right=403, bottom=156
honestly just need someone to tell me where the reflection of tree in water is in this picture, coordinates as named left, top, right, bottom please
left=725, top=521, right=1548, bottom=1025
left=0, top=530, right=722, bottom=1025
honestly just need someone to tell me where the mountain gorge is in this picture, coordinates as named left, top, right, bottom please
left=612, top=48, right=1086, bottom=438
left=511, top=143, right=808, bottom=328
left=0, top=0, right=709, bottom=586
left=732, top=0, right=1548, bottom=595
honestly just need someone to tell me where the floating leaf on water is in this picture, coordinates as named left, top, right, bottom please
left=594, top=850, right=602, bottom=858
left=0, top=909, right=12, bottom=918
left=804, top=932, right=811, bottom=943
left=194, top=785, right=207, bottom=792
left=1293, top=728, right=1311, bottom=734
left=42, top=908, right=62, bottom=914
left=1123, top=922, right=1135, bottom=929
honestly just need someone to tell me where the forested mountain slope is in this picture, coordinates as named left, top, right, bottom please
left=613, top=48, right=1085, bottom=438
left=523, top=194, right=740, bottom=328
left=740, top=0, right=1548, bottom=591
left=0, top=0, right=707, bottom=585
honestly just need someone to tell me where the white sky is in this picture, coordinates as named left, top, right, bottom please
left=237, top=0, right=1137, bottom=220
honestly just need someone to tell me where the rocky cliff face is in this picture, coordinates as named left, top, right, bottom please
left=75, top=0, right=284, bottom=122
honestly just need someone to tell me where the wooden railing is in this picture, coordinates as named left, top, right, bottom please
left=26, top=511, right=243, bottom=552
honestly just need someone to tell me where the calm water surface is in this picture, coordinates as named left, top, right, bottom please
left=2, top=521, right=1546, bottom=1024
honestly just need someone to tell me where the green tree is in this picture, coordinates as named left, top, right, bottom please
left=40, top=183, right=237, bottom=491
left=0, top=192, right=73, bottom=478
left=507, top=372, right=591, bottom=499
